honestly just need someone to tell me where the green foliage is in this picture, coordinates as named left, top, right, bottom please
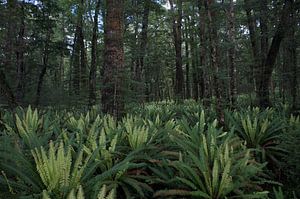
left=0, top=103, right=297, bottom=198
left=155, top=111, right=267, bottom=198
left=32, top=141, right=89, bottom=198
left=225, top=108, right=286, bottom=166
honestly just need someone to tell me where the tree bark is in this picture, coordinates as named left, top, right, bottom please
left=16, top=2, right=25, bottom=104
left=258, top=0, right=294, bottom=108
left=102, top=0, right=125, bottom=119
left=205, top=0, right=223, bottom=120
left=72, top=0, right=86, bottom=96
left=197, top=0, right=207, bottom=102
left=183, top=16, right=190, bottom=99
left=244, top=0, right=260, bottom=92
left=0, top=71, right=17, bottom=108
left=170, top=0, right=184, bottom=100
left=89, top=0, right=101, bottom=106
left=35, top=29, right=51, bottom=106
left=228, top=0, right=237, bottom=107
left=136, top=0, right=150, bottom=102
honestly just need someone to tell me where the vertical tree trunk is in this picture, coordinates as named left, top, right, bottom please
left=282, top=9, right=298, bottom=109
left=205, top=0, right=223, bottom=120
left=0, top=71, right=17, bottom=108
left=16, top=2, right=25, bottom=104
left=4, top=0, right=17, bottom=80
left=244, top=0, right=260, bottom=92
left=197, top=0, right=207, bottom=102
left=169, top=0, right=184, bottom=100
left=183, top=17, right=190, bottom=99
left=72, top=0, right=86, bottom=96
left=137, top=0, right=150, bottom=102
left=228, top=0, right=237, bottom=107
left=89, top=0, right=101, bottom=106
left=188, top=16, right=199, bottom=101
left=102, top=0, right=125, bottom=118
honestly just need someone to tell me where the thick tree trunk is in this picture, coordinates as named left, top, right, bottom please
left=170, top=0, right=184, bottom=100
left=258, top=0, right=294, bottom=108
left=89, top=0, right=101, bottom=106
left=102, top=0, right=125, bottom=118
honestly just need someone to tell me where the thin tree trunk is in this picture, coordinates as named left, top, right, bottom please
left=102, top=0, right=125, bottom=119
left=170, top=0, right=184, bottom=100
left=283, top=11, right=298, bottom=109
left=205, top=0, right=223, bottom=120
left=16, top=2, right=25, bottom=104
left=228, top=0, right=237, bottom=107
left=188, top=16, right=199, bottom=101
left=72, top=0, right=86, bottom=96
left=136, top=0, right=150, bottom=102
left=197, top=0, right=207, bottom=102
left=4, top=0, right=17, bottom=79
left=35, top=30, right=51, bottom=106
left=183, top=17, right=190, bottom=99
left=244, top=0, right=260, bottom=92
left=89, top=0, right=101, bottom=106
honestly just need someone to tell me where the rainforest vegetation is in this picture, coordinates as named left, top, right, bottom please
left=0, top=0, right=300, bottom=198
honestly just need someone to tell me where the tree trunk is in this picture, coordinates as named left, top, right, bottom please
left=102, top=0, right=125, bottom=119
left=244, top=0, right=260, bottom=92
left=89, top=0, right=101, bottom=106
left=228, top=0, right=237, bottom=107
left=0, top=71, right=17, bottom=108
left=183, top=17, right=190, bottom=99
left=72, top=0, right=86, bottom=96
left=3, top=0, right=17, bottom=81
left=205, top=0, right=223, bottom=120
left=197, top=0, right=207, bottom=102
left=16, top=2, right=25, bottom=104
left=35, top=30, right=51, bottom=106
left=136, top=0, right=150, bottom=102
left=258, top=0, right=294, bottom=108
left=169, top=0, right=184, bottom=100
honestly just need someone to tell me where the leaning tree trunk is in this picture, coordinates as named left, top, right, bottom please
left=89, top=0, right=101, bottom=106
left=35, top=30, right=51, bottom=106
left=102, top=0, right=125, bottom=119
left=258, top=0, right=294, bottom=108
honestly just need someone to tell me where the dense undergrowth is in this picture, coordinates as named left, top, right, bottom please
left=0, top=102, right=299, bottom=198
